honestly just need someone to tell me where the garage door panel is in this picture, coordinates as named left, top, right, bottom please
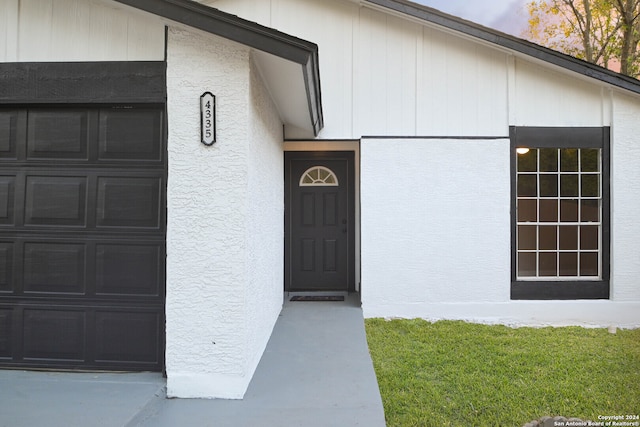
left=96, top=243, right=162, bottom=296
left=0, top=243, right=14, bottom=293
left=0, top=308, right=11, bottom=358
left=0, top=101, right=165, bottom=371
left=0, top=176, right=15, bottom=225
left=95, top=310, right=160, bottom=364
left=23, top=308, right=86, bottom=361
left=97, top=177, right=161, bottom=228
left=25, top=176, right=87, bottom=226
left=1, top=236, right=164, bottom=300
left=23, top=243, right=86, bottom=295
left=0, top=111, right=19, bottom=158
left=99, top=109, right=163, bottom=162
left=27, top=110, right=89, bottom=160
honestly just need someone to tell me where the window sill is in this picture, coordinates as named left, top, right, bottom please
left=511, top=280, right=609, bottom=300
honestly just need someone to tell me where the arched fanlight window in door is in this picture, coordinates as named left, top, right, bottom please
left=299, top=166, right=339, bottom=186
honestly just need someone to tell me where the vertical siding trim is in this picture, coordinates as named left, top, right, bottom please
left=414, top=25, right=423, bottom=136
left=352, top=6, right=363, bottom=137
left=350, top=7, right=359, bottom=138
left=601, top=87, right=613, bottom=126
left=507, top=54, right=516, bottom=125
left=3, top=0, right=19, bottom=61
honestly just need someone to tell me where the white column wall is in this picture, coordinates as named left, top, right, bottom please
left=166, top=27, right=282, bottom=399
left=244, top=56, right=285, bottom=380
left=611, top=92, right=640, bottom=302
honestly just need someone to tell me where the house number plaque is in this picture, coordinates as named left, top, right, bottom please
left=200, top=92, right=216, bottom=145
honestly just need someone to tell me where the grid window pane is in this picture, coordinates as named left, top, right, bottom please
left=539, top=199, right=558, bottom=222
left=517, top=175, right=537, bottom=197
left=581, top=200, right=599, bottom=222
left=539, top=252, right=557, bottom=276
left=581, top=149, right=599, bottom=172
left=540, top=148, right=558, bottom=172
left=518, top=226, right=537, bottom=250
left=560, top=199, right=578, bottom=222
left=580, top=253, right=598, bottom=276
left=540, top=175, right=558, bottom=197
left=560, top=175, right=578, bottom=197
left=581, top=175, right=599, bottom=197
left=560, top=149, right=579, bottom=172
left=517, top=149, right=538, bottom=172
left=518, top=199, right=537, bottom=222
left=539, top=226, right=557, bottom=250
left=518, top=253, right=536, bottom=277
left=559, top=226, right=578, bottom=250
left=580, top=226, right=599, bottom=250
left=559, top=252, right=578, bottom=276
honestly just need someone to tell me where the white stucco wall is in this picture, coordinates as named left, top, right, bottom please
left=207, top=0, right=510, bottom=139
left=360, top=138, right=511, bottom=315
left=244, top=56, right=286, bottom=380
left=165, top=26, right=283, bottom=399
left=361, top=138, right=640, bottom=328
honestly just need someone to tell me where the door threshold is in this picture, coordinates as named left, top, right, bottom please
left=284, top=291, right=361, bottom=306
left=286, top=291, right=349, bottom=298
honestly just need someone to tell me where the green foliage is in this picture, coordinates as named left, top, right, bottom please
left=523, top=0, right=640, bottom=78
left=365, top=319, right=640, bottom=427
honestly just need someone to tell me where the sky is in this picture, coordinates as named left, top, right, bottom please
left=414, top=0, right=531, bottom=37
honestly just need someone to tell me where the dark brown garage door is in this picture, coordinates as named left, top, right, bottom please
left=0, top=105, right=166, bottom=371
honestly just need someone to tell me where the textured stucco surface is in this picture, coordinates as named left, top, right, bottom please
left=361, top=138, right=511, bottom=308
left=165, top=26, right=283, bottom=399
left=244, top=55, right=285, bottom=378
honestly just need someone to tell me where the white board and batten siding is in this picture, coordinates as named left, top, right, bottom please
left=3, top=0, right=614, bottom=136
left=0, top=0, right=164, bottom=62
left=513, top=59, right=612, bottom=127
left=210, top=0, right=613, bottom=139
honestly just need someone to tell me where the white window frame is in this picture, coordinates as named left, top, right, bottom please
left=515, top=148, right=602, bottom=280
left=299, top=166, right=339, bottom=187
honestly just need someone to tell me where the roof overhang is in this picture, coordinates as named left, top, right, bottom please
left=113, top=0, right=323, bottom=136
left=366, top=0, right=640, bottom=96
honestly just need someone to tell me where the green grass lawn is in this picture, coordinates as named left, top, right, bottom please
left=365, top=319, right=640, bottom=427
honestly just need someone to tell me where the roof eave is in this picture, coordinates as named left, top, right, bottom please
left=113, top=0, right=323, bottom=135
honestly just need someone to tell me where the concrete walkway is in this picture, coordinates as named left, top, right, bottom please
left=0, top=293, right=386, bottom=427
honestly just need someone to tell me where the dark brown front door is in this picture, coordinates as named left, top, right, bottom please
left=285, top=152, right=354, bottom=292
